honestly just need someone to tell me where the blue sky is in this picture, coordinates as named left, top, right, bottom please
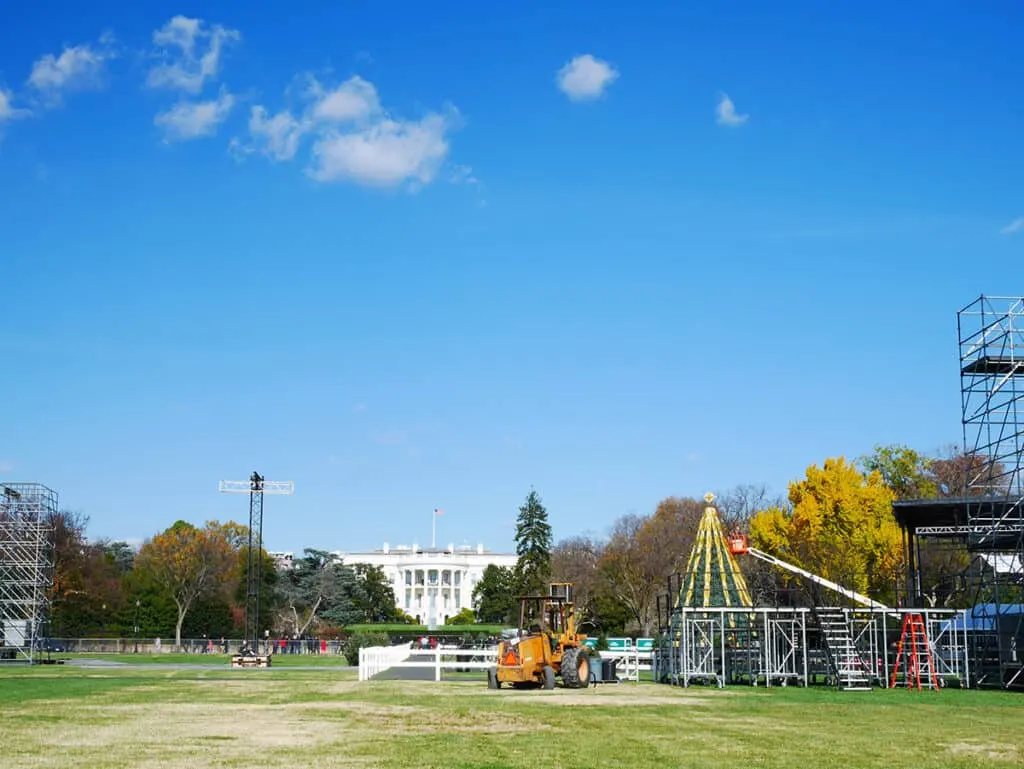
left=2, top=1, right=1022, bottom=555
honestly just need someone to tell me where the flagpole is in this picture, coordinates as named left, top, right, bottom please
left=432, top=509, right=436, bottom=549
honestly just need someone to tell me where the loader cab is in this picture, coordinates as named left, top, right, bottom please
left=518, top=596, right=568, bottom=637
left=517, top=583, right=579, bottom=654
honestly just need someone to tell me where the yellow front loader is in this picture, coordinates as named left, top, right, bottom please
left=488, top=583, right=590, bottom=690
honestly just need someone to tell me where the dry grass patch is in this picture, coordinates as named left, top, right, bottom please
left=294, top=699, right=554, bottom=734
left=364, top=679, right=718, bottom=707
left=488, top=689, right=714, bottom=707
left=56, top=701, right=327, bottom=744
left=946, top=741, right=1022, bottom=762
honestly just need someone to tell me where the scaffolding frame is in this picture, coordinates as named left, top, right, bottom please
left=0, top=483, right=56, bottom=665
left=958, top=295, right=1024, bottom=688
left=655, top=604, right=968, bottom=690
left=760, top=610, right=809, bottom=686
left=656, top=607, right=812, bottom=689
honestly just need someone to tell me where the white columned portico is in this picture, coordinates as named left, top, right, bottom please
left=304, top=542, right=517, bottom=628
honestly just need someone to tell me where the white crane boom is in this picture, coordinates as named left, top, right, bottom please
left=743, top=545, right=893, bottom=611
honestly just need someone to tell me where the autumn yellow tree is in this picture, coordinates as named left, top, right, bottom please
left=748, top=457, right=903, bottom=605
left=135, top=520, right=237, bottom=650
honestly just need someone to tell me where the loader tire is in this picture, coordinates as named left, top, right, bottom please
left=560, top=647, right=590, bottom=689
left=543, top=665, right=556, bottom=690
left=487, top=668, right=500, bottom=689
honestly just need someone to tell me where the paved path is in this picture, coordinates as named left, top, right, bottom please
left=370, top=652, right=436, bottom=681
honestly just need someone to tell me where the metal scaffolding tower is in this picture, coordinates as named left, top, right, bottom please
left=0, top=483, right=56, bottom=665
left=219, top=472, right=293, bottom=658
left=958, top=295, right=1024, bottom=688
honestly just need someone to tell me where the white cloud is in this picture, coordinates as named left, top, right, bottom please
left=240, top=105, right=310, bottom=161
left=715, top=92, right=749, bottom=127
left=155, top=89, right=235, bottom=142
left=27, top=34, right=116, bottom=104
left=0, top=88, right=30, bottom=123
left=309, top=112, right=452, bottom=187
left=147, top=16, right=240, bottom=93
left=449, top=164, right=478, bottom=185
left=556, top=54, right=618, bottom=101
left=234, top=74, right=463, bottom=190
left=308, top=75, right=380, bottom=123
left=1000, top=217, right=1024, bottom=235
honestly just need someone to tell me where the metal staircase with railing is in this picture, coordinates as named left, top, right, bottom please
left=814, top=608, right=872, bottom=690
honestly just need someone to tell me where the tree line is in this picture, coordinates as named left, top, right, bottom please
left=475, top=444, right=1000, bottom=636
left=46, top=516, right=404, bottom=648
left=44, top=443, right=1000, bottom=646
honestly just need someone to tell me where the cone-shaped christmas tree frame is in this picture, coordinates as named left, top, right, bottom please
left=678, top=493, right=753, bottom=609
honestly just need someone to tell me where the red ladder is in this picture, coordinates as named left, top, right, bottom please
left=889, top=613, right=940, bottom=690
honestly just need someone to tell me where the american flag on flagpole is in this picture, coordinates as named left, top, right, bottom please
left=434, top=508, right=445, bottom=516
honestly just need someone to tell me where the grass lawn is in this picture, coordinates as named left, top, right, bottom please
left=0, top=663, right=1021, bottom=768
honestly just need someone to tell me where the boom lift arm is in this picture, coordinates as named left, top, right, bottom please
left=727, top=534, right=892, bottom=611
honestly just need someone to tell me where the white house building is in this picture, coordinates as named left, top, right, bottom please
left=269, top=542, right=518, bottom=627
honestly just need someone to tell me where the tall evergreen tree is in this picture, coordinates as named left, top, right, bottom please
left=472, top=564, right=516, bottom=624
left=513, top=489, right=553, bottom=597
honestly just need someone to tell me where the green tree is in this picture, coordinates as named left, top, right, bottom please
left=233, top=546, right=279, bottom=637
left=353, top=563, right=400, bottom=622
left=120, top=564, right=179, bottom=639
left=447, top=608, right=476, bottom=625
left=513, top=489, right=552, bottom=597
left=101, top=540, right=137, bottom=575
left=320, top=565, right=367, bottom=627
left=588, top=578, right=632, bottom=637
left=275, top=549, right=367, bottom=635
left=181, top=596, right=235, bottom=639
left=472, top=564, right=516, bottom=624
left=858, top=444, right=938, bottom=499
left=859, top=444, right=980, bottom=607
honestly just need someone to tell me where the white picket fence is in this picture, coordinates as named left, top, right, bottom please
left=358, top=643, right=651, bottom=683
left=358, top=644, right=499, bottom=681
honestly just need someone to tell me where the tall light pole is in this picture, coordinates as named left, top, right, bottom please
left=219, top=472, right=294, bottom=656
left=134, top=599, right=140, bottom=654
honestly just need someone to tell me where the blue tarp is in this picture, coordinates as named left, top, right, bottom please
left=942, top=603, right=1024, bottom=633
